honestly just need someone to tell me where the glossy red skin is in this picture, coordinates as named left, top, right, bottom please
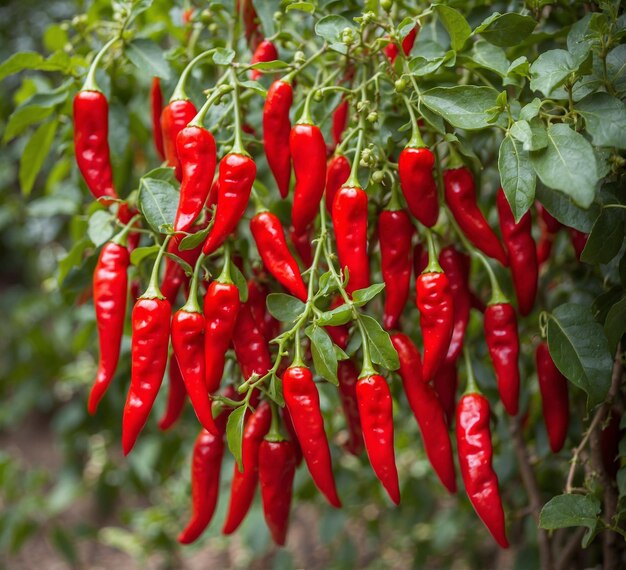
left=332, top=186, right=370, bottom=294
left=232, top=304, right=272, bottom=380
left=379, top=209, right=413, bottom=330
left=161, top=99, right=197, bottom=181
left=289, top=225, right=313, bottom=267
left=174, top=126, right=217, bottom=232
left=263, top=80, right=293, bottom=198
left=247, top=279, right=280, bottom=342
left=222, top=402, right=272, bottom=534
left=413, top=242, right=428, bottom=276
left=89, top=242, right=130, bottom=414
left=259, top=439, right=297, bottom=546
left=357, top=374, right=400, bottom=505
left=444, top=167, right=508, bottom=266
left=122, top=297, right=171, bottom=455
left=332, top=99, right=349, bottom=148
left=536, top=342, right=569, bottom=453
left=160, top=235, right=203, bottom=306
left=325, top=154, right=351, bottom=212
left=157, top=357, right=187, bottom=430
left=456, top=393, right=509, bottom=548
left=416, top=272, right=455, bottom=383
left=250, top=40, right=278, bottom=81
left=384, top=25, right=418, bottom=63
left=337, top=360, right=364, bottom=456
left=391, top=333, right=457, bottom=493
left=484, top=303, right=520, bottom=416
left=325, top=295, right=350, bottom=350
left=433, top=361, right=458, bottom=426
left=237, top=0, right=261, bottom=49
left=204, top=281, right=240, bottom=393
left=282, top=407, right=303, bottom=466
left=537, top=202, right=562, bottom=233
left=569, top=228, right=588, bottom=260
left=151, top=77, right=165, bottom=160
left=251, top=212, right=308, bottom=301
left=290, top=123, right=327, bottom=232
left=202, top=153, right=256, bottom=255
left=283, top=366, right=342, bottom=508
left=535, top=203, right=561, bottom=265
left=497, top=189, right=538, bottom=317
left=398, top=146, right=439, bottom=227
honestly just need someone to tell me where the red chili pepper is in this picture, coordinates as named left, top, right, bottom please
left=222, top=401, right=272, bottom=534
left=332, top=98, right=349, bottom=148
left=384, top=25, right=418, bottom=63
left=569, top=228, right=588, bottom=260
left=247, top=279, right=280, bottom=342
left=157, top=357, right=187, bottom=430
left=535, top=203, right=562, bottom=265
left=237, top=0, right=261, bottom=49
left=391, top=333, right=457, bottom=493
left=484, top=302, right=520, bottom=416
left=161, top=99, right=197, bottom=181
left=202, top=153, right=256, bottom=255
left=259, top=438, right=297, bottom=546
left=379, top=204, right=413, bottom=330
left=332, top=185, right=370, bottom=294
left=251, top=211, right=308, bottom=301
left=250, top=39, right=278, bottom=81
left=496, top=189, right=538, bottom=317
left=398, top=146, right=439, bottom=228
left=263, top=80, right=293, bottom=199
left=174, top=125, right=217, bottom=233
left=283, top=366, right=342, bottom=507
left=456, top=390, right=509, bottom=548
left=282, top=406, right=304, bottom=466
left=88, top=239, right=130, bottom=414
left=290, top=121, right=327, bottom=233
left=288, top=225, right=313, bottom=267
left=536, top=342, right=569, bottom=453
left=357, top=374, right=400, bottom=504
left=601, top=409, right=622, bottom=480
left=325, top=154, right=351, bottom=212
left=232, top=303, right=272, bottom=380
left=433, top=361, right=458, bottom=426
left=444, top=167, right=508, bottom=266
left=337, top=360, right=364, bottom=456
left=160, top=235, right=203, bottom=306
left=150, top=77, right=165, bottom=160
left=413, top=242, right=428, bottom=276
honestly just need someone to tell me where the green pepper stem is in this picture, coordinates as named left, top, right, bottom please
left=346, top=120, right=364, bottom=188
left=386, top=182, right=402, bottom=211
left=82, top=37, right=117, bottom=92
left=216, top=242, right=233, bottom=284
left=188, top=82, right=232, bottom=128
left=111, top=214, right=140, bottom=247
left=296, top=86, right=316, bottom=125
left=402, top=95, right=425, bottom=148
left=181, top=252, right=206, bottom=313
left=250, top=187, right=267, bottom=214
left=141, top=235, right=172, bottom=300
left=424, top=229, right=443, bottom=273
left=474, top=250, right=508, bottom=305
left=266, top=401, right=286, bottom=442
left=229, top=68, right=247, bottom=156
left=446, top=144, right=464, bottom=169
left=462, top=347, right=480, bottom=394
left=357, top=317, right=377, bottom=378
left=283, top=45, right=326, bottom=84
left=292, top=329, right=304, bottom=367
left=171, top=49, right=216, bottom=102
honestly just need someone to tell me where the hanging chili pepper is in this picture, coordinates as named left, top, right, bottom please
left=283, top=365, right=342, bottom=508
left=416, top=233, right=454, bottom=383
left=289, top=225, right=313, bottom=267
left=263, top=79, right=293, bottom=199
left=444, top=166, right=508, bottom=266
left=237, top=0, right=261, bottom=49
left=202, top=153, right=256, bottom=255
left=496, top=189, right=538, bottom=317
left=413, top=242, right=428, bottom=276
left=161, top=99, right=197, bottom=181
left=456, top=353, right=509, bottom=548
left=433, top=361, right=458, bottom=426
left=282, top=406, right=303, bottom=466
left=337, top=360, right=364, bottom=456
left=247, top=278, right=280, bottom=342
left=250, top=39, right=278, bottom=81
left=384, top=25, right=418, bottom=63
left=232, top=303, right=272, bottom=381
left=332, top=98, right=349, bottom=148
left=391, top=333, right=457, bottom=493
left=569, top=228, right=588, bottom=260
left=251, top=211, right=308, bottom=301
left=157, top=357, right=187, bottom=430
left=222, top=401, right=272, bottom=534
left=536, top=342, right=569, bottom=453
left=160, top=234, right=204, bottom=306
left=535, top=202, right=562, bottom=265
left=325, top=153, right=351, bottom=213
left=150, top=77, right=165, bottom=161
left=379, top=190, right=413, bottom=330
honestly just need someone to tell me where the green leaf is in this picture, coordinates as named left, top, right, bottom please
left=57, top=239, right=89, bottom=286
left=359, top=315, right=399, bottom=370
left=138, top=176, right=178, bottom=233
left=88, top=210, right=115, bottom=247
left=520, top=98, right=542, bottom=121
left=567, top=13, right=594, bottom=65
left=510, top=119, right=548, bottom=151
left=3, top=105, right=53, bottom=143
left=433, top=4, right=471, bottom=51
left=580, top=207, right=625, bottom=265
left=286, top=1, right=315, bottom=13
left=226, top=405, right=246, bottom=471
left=125, top=39, right=170, bottom=80
left=239, top=80, right=266, bottom=97
left=0, top=51, right=70, bottom=82
left=421, top=86, right=499, bottom=130
left=474, top=13, right=536, bottom=47
left=305, top=325, right=339, bottom=386
left=179, top=225, right=210, bottom=251
left=577, top=92, right=626, bottom=149
left=535, top=185, right=599, bottom=232
left=529, top=49, right=578, bottom=96
left=318, top=271, right=338, bottom=296
left=539, top=494, right=600, bottom=536
left=547, top=303, right=613, bottom=407
left=49, top=526, right=78, bottom=567
left=251, top=0, right=280, bottom=38
left=604, top=296, right=626, bottom=354
left=351, top=283, right=385, bottom=307
left=130, top=245, right=159, bottom=266
left=19, top=119, right=58, bottom=196
left=266, top=293, right=305, bottom=322
left=250, top=60, right=288, bottom=71
left=507, top=56, right=530, bottom=78
left=164, top=252, right=193, bottom=276
left=467, top=41, right=509, bottom=77
left=316, top=303, right=353, bottom=327
left=315, top=15, right=354, bottom=43
left=498, top=135, right=536, bottom=222
left=230, top=263, right=249, bottom=303
left=530, top=124, right=599, bottom=208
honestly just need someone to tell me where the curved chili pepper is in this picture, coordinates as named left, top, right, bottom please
left=151, top=77, right=165, bottom=160
left=160, top=236, right=203, bottom=306
left=496, top=189, right=538, bottom=316
left=247, top=279, right=280, bottom=342
left=282, top=406, right=303, bottom=466
left=325, top=154, right=351, bottom=212
left=484, top=302, right=520, bottom=416
left=283, top=366, right=342, bottom=508
left=332, top=185, right=370, bottom=294
left=391, top=333, right=457, bottom=493
left=332, top=98, right=349, bottom=148
left=536, top=342, right=569, bottom=453
left=259, top=438, right=297, bottom=546
left=289, top=225, right=313, bottom=267
left=357, top=374, right=400, bottom=504
left=222, top=401, right=272, bottom=534
left=433, top=361, right=458, bottom=426
left=237, top=0, right=261, bottom=49
left=398, top=146, right=439, bottom=228
left=263, top=80, right=293, bottom=198
left=161, top=99, right=197, bottom=181
left=250, top=39, right=278, bottom=81
left=251, top=211, right=308, bottom=301
left=88, top=240, right=130, bottom=414
left=290, top=122, right=327, bottom=233
left=337, top=360, right=364, bottom=455
left=232, top=303, right=272, bottom=380
left=202, top=153, right=256, bottom=255
left=157, top=357, right=187, bottom=430
left=569, top=228, right=588, bottom=260
left=535, top=203, right=562, bottom=264
left=379, top=207, right=413, bottom=330
left=456, top=392, right=509, bottom=548
left=444, top=167, right=508, bottom=266
left=174, top=125, right=217, bottom=232
left=384, top=25, right=418, bottom=63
